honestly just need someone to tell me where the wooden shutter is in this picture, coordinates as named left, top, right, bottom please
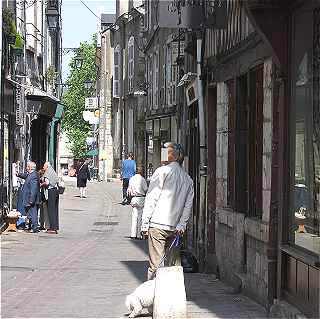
left=249, top=66, right=263, bottom=217
left=227, top=79, right=236, bottom=208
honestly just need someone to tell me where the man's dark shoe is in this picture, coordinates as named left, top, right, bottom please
left=29, top=229, right=39, bottom=233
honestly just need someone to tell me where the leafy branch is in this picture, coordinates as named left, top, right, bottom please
left=61, top=35, right=97, bottom=159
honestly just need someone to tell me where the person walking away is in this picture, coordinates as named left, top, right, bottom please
left=42, top=162, right=59, bottom=234
left=39, top=169, right=50, bottom=231
left=17, top=161, right=41, bottom=233
left=127, top=166, right=148, bottom=239
left=77, top=159, right=91, bottom=198
left=141, top=142, right=194, bottom=280
left=121, top=152, right=136, bottom=205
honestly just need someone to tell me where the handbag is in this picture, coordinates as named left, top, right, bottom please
left=57, top=180, right=65, bottom=195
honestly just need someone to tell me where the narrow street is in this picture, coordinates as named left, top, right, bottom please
left=2, top=180, right=267, bottom=318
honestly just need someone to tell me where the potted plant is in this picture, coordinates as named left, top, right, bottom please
left=11, top=33, right=24, bottom=56
left=2, top=8, right=17, bottom=44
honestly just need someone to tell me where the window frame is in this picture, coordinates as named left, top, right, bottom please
left=128, top=36, right=135, bottom=94
left=113, top=44, right=121, bottom=98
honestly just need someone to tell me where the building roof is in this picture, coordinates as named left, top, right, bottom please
left=101, top=14, right=116, bottom=25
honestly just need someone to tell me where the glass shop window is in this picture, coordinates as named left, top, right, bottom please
left=291, top=7, right=320, bottom=255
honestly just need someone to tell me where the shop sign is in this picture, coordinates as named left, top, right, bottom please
left=85, top=97, right=98, bottom=110
left=186, top=80, right=198, bottom=106
left=157, top=0, right=227, bottom=29
left=15, top=86, right=24, bottom=125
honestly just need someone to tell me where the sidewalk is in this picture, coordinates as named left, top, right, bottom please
left=1, top=180, right=267, bottom=318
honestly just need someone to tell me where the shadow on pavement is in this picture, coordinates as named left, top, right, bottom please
left=125, top=237, right=148, bottom=254
left=120, top=260, right=149, bottom=283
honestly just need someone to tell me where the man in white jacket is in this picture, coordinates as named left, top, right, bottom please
left=127, top=166, right=148, bottom=239
left=141, top=142, right=194, bottom=280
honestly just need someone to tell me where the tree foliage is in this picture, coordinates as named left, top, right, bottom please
left=61, top=35, right=97, bottom=159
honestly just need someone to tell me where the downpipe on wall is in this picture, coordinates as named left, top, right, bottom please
left=196, top=32, right=208, bottom=270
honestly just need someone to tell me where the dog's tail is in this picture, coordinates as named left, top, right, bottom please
left=125, top=295, right=133, bottom=311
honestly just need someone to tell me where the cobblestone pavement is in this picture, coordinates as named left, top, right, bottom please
left=1, top=180, right=267, bottom=318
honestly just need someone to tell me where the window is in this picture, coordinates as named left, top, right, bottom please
left=128, top=36, right=134, bottom=93
left=248, top=67, right=263, bottom=217
left=166, top=44, right=172, bottom=106
left=290, top=7, right=320, bottom=255
left=161, top=47, right=166, bottom=106
left=113, top=45, right=120, bottom=98
left=153, top=50, right=159, bottom=109
left=144, top=0, right=149, bottom=30
left=166, top=41, right=178, bottom=106
left=148, top=55, right=153, bottom=109
left=226, top=70, right=263, bottom=216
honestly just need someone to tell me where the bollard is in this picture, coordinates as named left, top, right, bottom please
left=153, top=266, right=187, bottom=318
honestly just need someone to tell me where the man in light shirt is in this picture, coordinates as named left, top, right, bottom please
left=141, top=142, right=194, bottom=280
left=127, top=166, right=148, bottom=239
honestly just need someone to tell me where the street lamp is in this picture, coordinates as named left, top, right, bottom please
left=73, top=53, right=83, bottom=70
left=45, top=6, right=59, bottom=32
left=84, top=80, right=94, bottom=90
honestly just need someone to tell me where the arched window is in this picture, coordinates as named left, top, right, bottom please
left=128, top=36, right=134, bottom=93
left=113, top=45, right=120, bottom=97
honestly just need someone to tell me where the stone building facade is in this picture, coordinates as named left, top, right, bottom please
left=109, top=0, right=146, bottom=172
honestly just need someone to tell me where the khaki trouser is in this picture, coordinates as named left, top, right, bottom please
left=147, top=227, right=181, bottom=280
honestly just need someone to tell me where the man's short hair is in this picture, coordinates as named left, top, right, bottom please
left=164, top=142, right=184, bottom=164
left=27, top=161, right=37, bottom=171
left=137, top=166, right=144, bottom=175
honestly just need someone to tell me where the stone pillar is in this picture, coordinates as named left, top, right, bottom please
left=216, top=82, right=228, bottom=208
left=262, top=58, right=273, bottom=222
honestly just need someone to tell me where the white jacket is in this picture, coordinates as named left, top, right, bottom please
left=141, top=162, right=194, bottom=232
left=127, top=174, right=148, bottom=208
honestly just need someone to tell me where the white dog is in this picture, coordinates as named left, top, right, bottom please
left=125, top=279, right=155, bottom=318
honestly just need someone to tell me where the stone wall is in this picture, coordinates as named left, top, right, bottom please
left=214, top=59, right=274, bottom=307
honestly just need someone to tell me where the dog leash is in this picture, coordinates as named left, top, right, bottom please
left=150, top=234, right=181, bottom=280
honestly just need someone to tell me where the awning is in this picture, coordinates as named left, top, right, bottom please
left=86, top=149, right=98, bottom=157
left=54, top=103, right=64, bottom=120
left=26, top=87, right=60, bottom=118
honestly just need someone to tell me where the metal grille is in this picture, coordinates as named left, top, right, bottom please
left=93, top=221, right=119, bottom=226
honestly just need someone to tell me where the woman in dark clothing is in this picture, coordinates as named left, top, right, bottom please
left=77, top=160, right=91, bottom=198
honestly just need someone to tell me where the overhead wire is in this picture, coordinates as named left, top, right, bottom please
left=80, top=1, right=102, bottom=22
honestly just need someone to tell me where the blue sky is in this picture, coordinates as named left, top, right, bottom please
left=61, top=0, right=116, bottom=81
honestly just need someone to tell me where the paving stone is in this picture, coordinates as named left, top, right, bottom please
left=1, top=180, right=267, bottom=318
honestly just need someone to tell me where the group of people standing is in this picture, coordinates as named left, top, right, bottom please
left=122, top=143, right=195, bottom=281
left=17, top=161, right=60, bottom=234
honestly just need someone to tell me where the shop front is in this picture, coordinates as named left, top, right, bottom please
left=280, top=3, right=320, bottom=317
left=26, top=90, right=59, bottom=169
left=0, top=80, right=14, bottom=227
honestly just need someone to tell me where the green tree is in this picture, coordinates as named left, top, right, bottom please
left=62, top=36, right=97, bottom=159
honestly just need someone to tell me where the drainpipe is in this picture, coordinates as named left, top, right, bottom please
left=197, top=34, right=206, bottom=173
left=0, top=0, right=3, bottom=217
left=196, top=29, right=207, bottom=269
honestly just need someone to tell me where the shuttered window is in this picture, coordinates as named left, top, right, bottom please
left=227, top=79, right=236, bottom=208
left=128, top=37, right=134, bottom=93
left=113, top=45, right=121, bottom=98
left=248, top=66, right=263, bottom=217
